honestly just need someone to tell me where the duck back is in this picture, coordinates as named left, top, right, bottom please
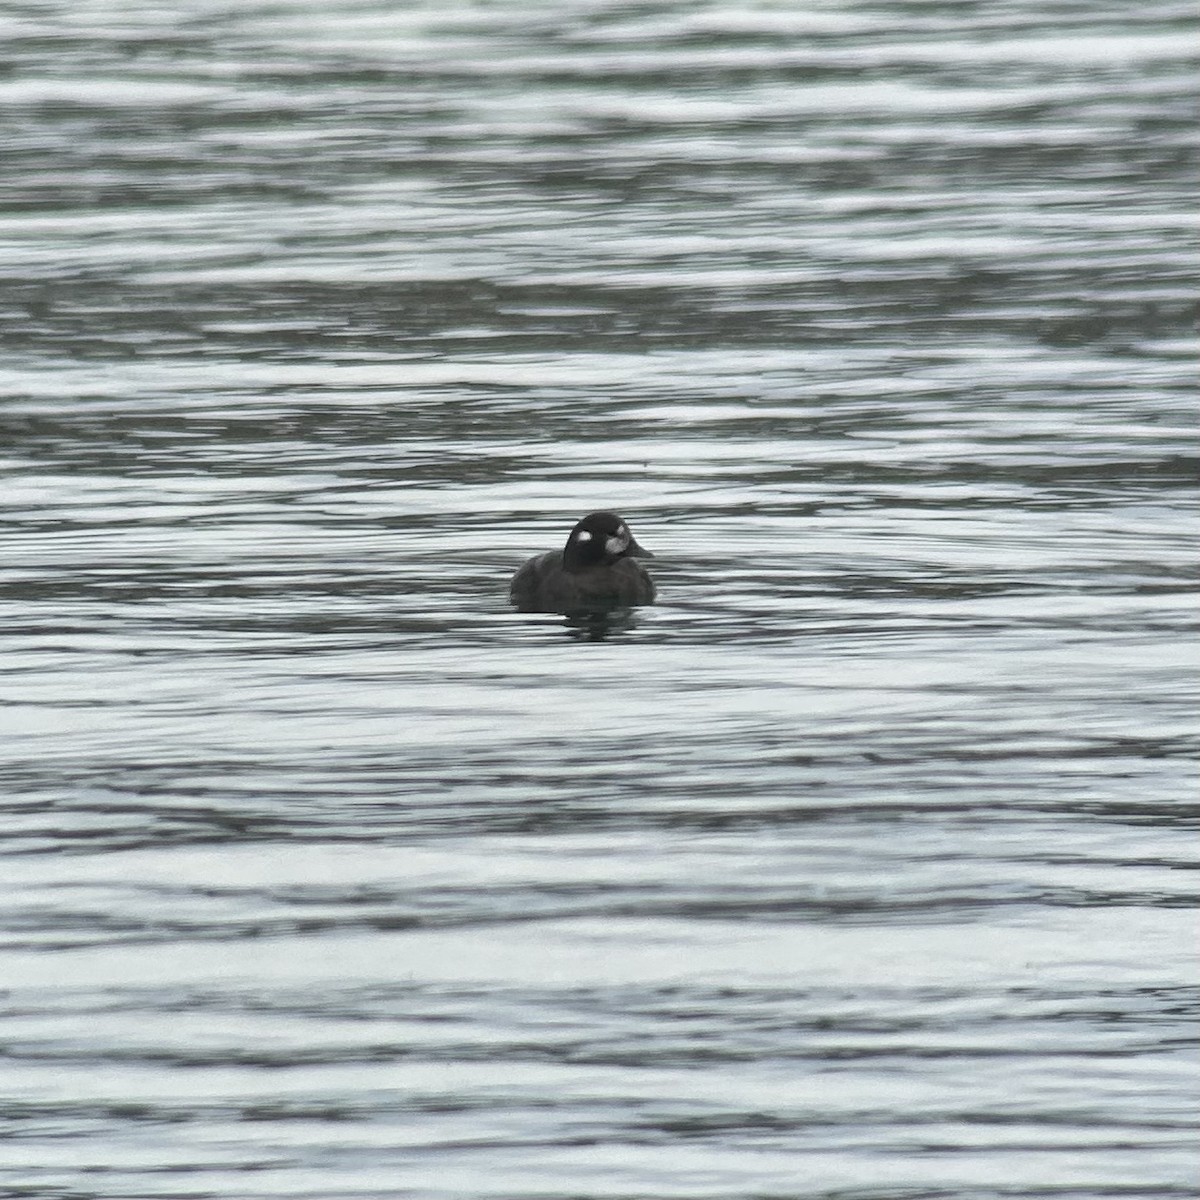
left=510, top=550, right=655, bottom=613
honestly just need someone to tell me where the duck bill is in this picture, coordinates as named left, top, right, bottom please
left=627, top=537, right=653, bottom=559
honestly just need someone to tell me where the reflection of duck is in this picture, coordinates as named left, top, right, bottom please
left=509, top=512, right=656, bottom=613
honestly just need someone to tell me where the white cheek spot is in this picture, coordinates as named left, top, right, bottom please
left=575, top=530, right=593, bottom=543
left=605, top=534, right=627, bottom=555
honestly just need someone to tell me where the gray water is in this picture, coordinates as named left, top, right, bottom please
left=1, top=2, right=1197, bottom=1198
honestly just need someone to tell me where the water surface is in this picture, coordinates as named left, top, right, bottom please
left=1, top=1, right=1197, bottom=1197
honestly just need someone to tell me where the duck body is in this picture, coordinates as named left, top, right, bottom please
left=510, top=512, right=655, bottom=614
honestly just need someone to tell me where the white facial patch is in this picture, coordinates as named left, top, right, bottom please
left=605, top=531, right=629, bottom=555
left=574, top=530, right=593, bottom=543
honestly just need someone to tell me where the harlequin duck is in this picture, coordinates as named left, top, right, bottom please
left=510, top=512, right=656, bottom=613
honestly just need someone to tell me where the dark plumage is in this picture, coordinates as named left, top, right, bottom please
left=510, top=512, right=656, bottom=613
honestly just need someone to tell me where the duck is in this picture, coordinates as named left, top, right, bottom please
left=510, top=512, right=656, bottom=613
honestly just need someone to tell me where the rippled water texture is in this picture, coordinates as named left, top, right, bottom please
left=1, top=1, right=1197, bottom=1197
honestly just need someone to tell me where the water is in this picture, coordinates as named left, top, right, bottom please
left=1, top=1, right=1197, bottom=1197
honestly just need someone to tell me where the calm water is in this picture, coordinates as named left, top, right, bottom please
left=1, top=1, right=1197, bottom=1197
